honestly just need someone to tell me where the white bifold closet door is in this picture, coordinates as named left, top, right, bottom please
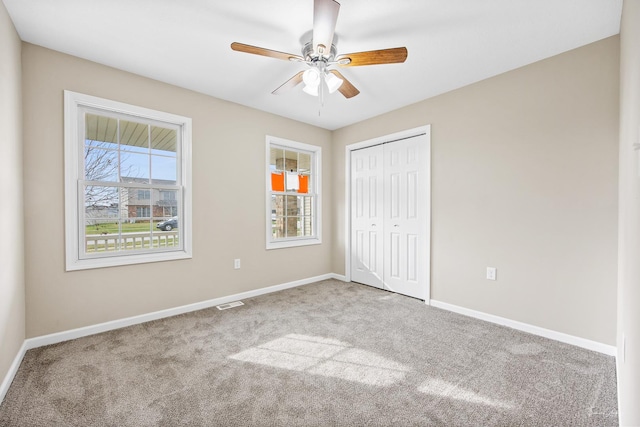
left=351, top=144, right=385, bottom=289
left=350, top=134, right=429, bottom=300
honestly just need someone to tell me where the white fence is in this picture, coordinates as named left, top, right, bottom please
left=86, top=231, right=179, bottom=252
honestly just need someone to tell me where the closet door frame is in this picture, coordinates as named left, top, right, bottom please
left=344, top=125, right=431, bottom=304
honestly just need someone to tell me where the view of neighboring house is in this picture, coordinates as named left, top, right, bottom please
left=84, top=177, right=178, bottom=226
left=124, top=178, right=178, bottom=221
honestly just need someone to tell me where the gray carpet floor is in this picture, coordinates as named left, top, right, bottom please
left=0, top=280, right=618, bottom=426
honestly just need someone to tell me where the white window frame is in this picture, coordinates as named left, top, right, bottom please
left=265, top=136, right=322, bottom=250
left=64, top=90, right=192, bottom=271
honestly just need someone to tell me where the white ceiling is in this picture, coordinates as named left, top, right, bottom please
left=3, top=0, right=622, bottom=130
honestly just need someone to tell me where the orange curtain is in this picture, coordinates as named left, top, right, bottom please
left=298, top=175, right=309, bottom=193
left=271, top=172, right=284, bottom=191
left=273, top=172, right=308, bottom=193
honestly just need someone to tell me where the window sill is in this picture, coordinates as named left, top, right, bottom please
left=66, top=250, right=192, bottom=271
left=266, top=237, right=321, bottom=250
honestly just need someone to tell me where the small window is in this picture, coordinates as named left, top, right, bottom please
left=160, top=190, right=176, bottom=201
left=266, top=136, right=321, bottom=249
left=64, top=91, right=192, bottom=270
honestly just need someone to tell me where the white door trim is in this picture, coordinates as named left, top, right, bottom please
left=344, top=125, right=431, bottom=304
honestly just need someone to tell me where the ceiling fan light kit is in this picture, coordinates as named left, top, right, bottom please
left=230, top=0, right=408, bottom=100
left=303, top=69, right=321, bottom=87
left=301, top=69, right=343, bottom=97
left=325, top=72, right=343, bottom=93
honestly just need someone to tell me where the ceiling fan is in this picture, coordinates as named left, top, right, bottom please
left=231, top=0, right=408, bottom=99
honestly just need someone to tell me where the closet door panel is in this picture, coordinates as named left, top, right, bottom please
left=383, top=135, right=429, bottom=299
left=350, top=145, right=384, bottom=288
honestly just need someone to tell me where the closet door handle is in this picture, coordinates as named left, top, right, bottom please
left=371, top=224, right=377, bottom=227
left=393, top=224, right=400, bottom=228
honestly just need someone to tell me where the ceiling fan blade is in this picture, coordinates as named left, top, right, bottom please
left=329, top=70, right=359, bottom=98
left=272, top=71, right=305, bottom=95
left=337, top=47, right=408, bottom=67
left=313, top=0, right=340, bottom=55
left=231, top=42, right=303, bottom=62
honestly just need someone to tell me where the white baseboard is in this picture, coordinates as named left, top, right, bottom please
left=0, top=272, right=347, bottom=405
left=0, top=341, right=27, bottom=405
left=0, top=276, right=612, bottom=406
left=25, top=273, right=342, bottom=351
left=430, top=299, right=616, bottom=356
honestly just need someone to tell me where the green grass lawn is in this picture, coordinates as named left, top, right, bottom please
left=85, top=221, right=179, bottom=252
left=86, top=222, right=164, bottom=235
left=85, top=223, right=179, bottom=252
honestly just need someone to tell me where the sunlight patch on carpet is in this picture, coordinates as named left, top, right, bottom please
left=418, top=378, right=514, bottom=410
left=229, top=334, right=410, bottom=386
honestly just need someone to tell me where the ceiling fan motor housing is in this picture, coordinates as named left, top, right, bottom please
left=303, top=42, right=338, bottom=64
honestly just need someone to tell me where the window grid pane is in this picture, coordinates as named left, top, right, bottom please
left=268, top=140, right=319, bottom=246
left=81, top=110, right=182, bottom=258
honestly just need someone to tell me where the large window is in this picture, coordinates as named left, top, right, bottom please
left=266, top=136, right=321, bottom=249
left=64, top=91, right=192, bottom=270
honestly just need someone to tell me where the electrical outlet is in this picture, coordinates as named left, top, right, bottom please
left=486, top=267, right=497, bottom=281
left=234, top=259, right=241, bottom=269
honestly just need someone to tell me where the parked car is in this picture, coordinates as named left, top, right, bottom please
left=156, top=217, right=178, bottom=231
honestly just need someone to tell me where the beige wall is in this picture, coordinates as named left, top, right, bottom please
left=617, top=2, right=640, bottom=424
left=0, top=1, right=25, bottom=391
left=332, top=36, right=619, bottom=345
left=15, top=24, right=621, bottom=364
left=22, top=44, right=332, bottom=338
